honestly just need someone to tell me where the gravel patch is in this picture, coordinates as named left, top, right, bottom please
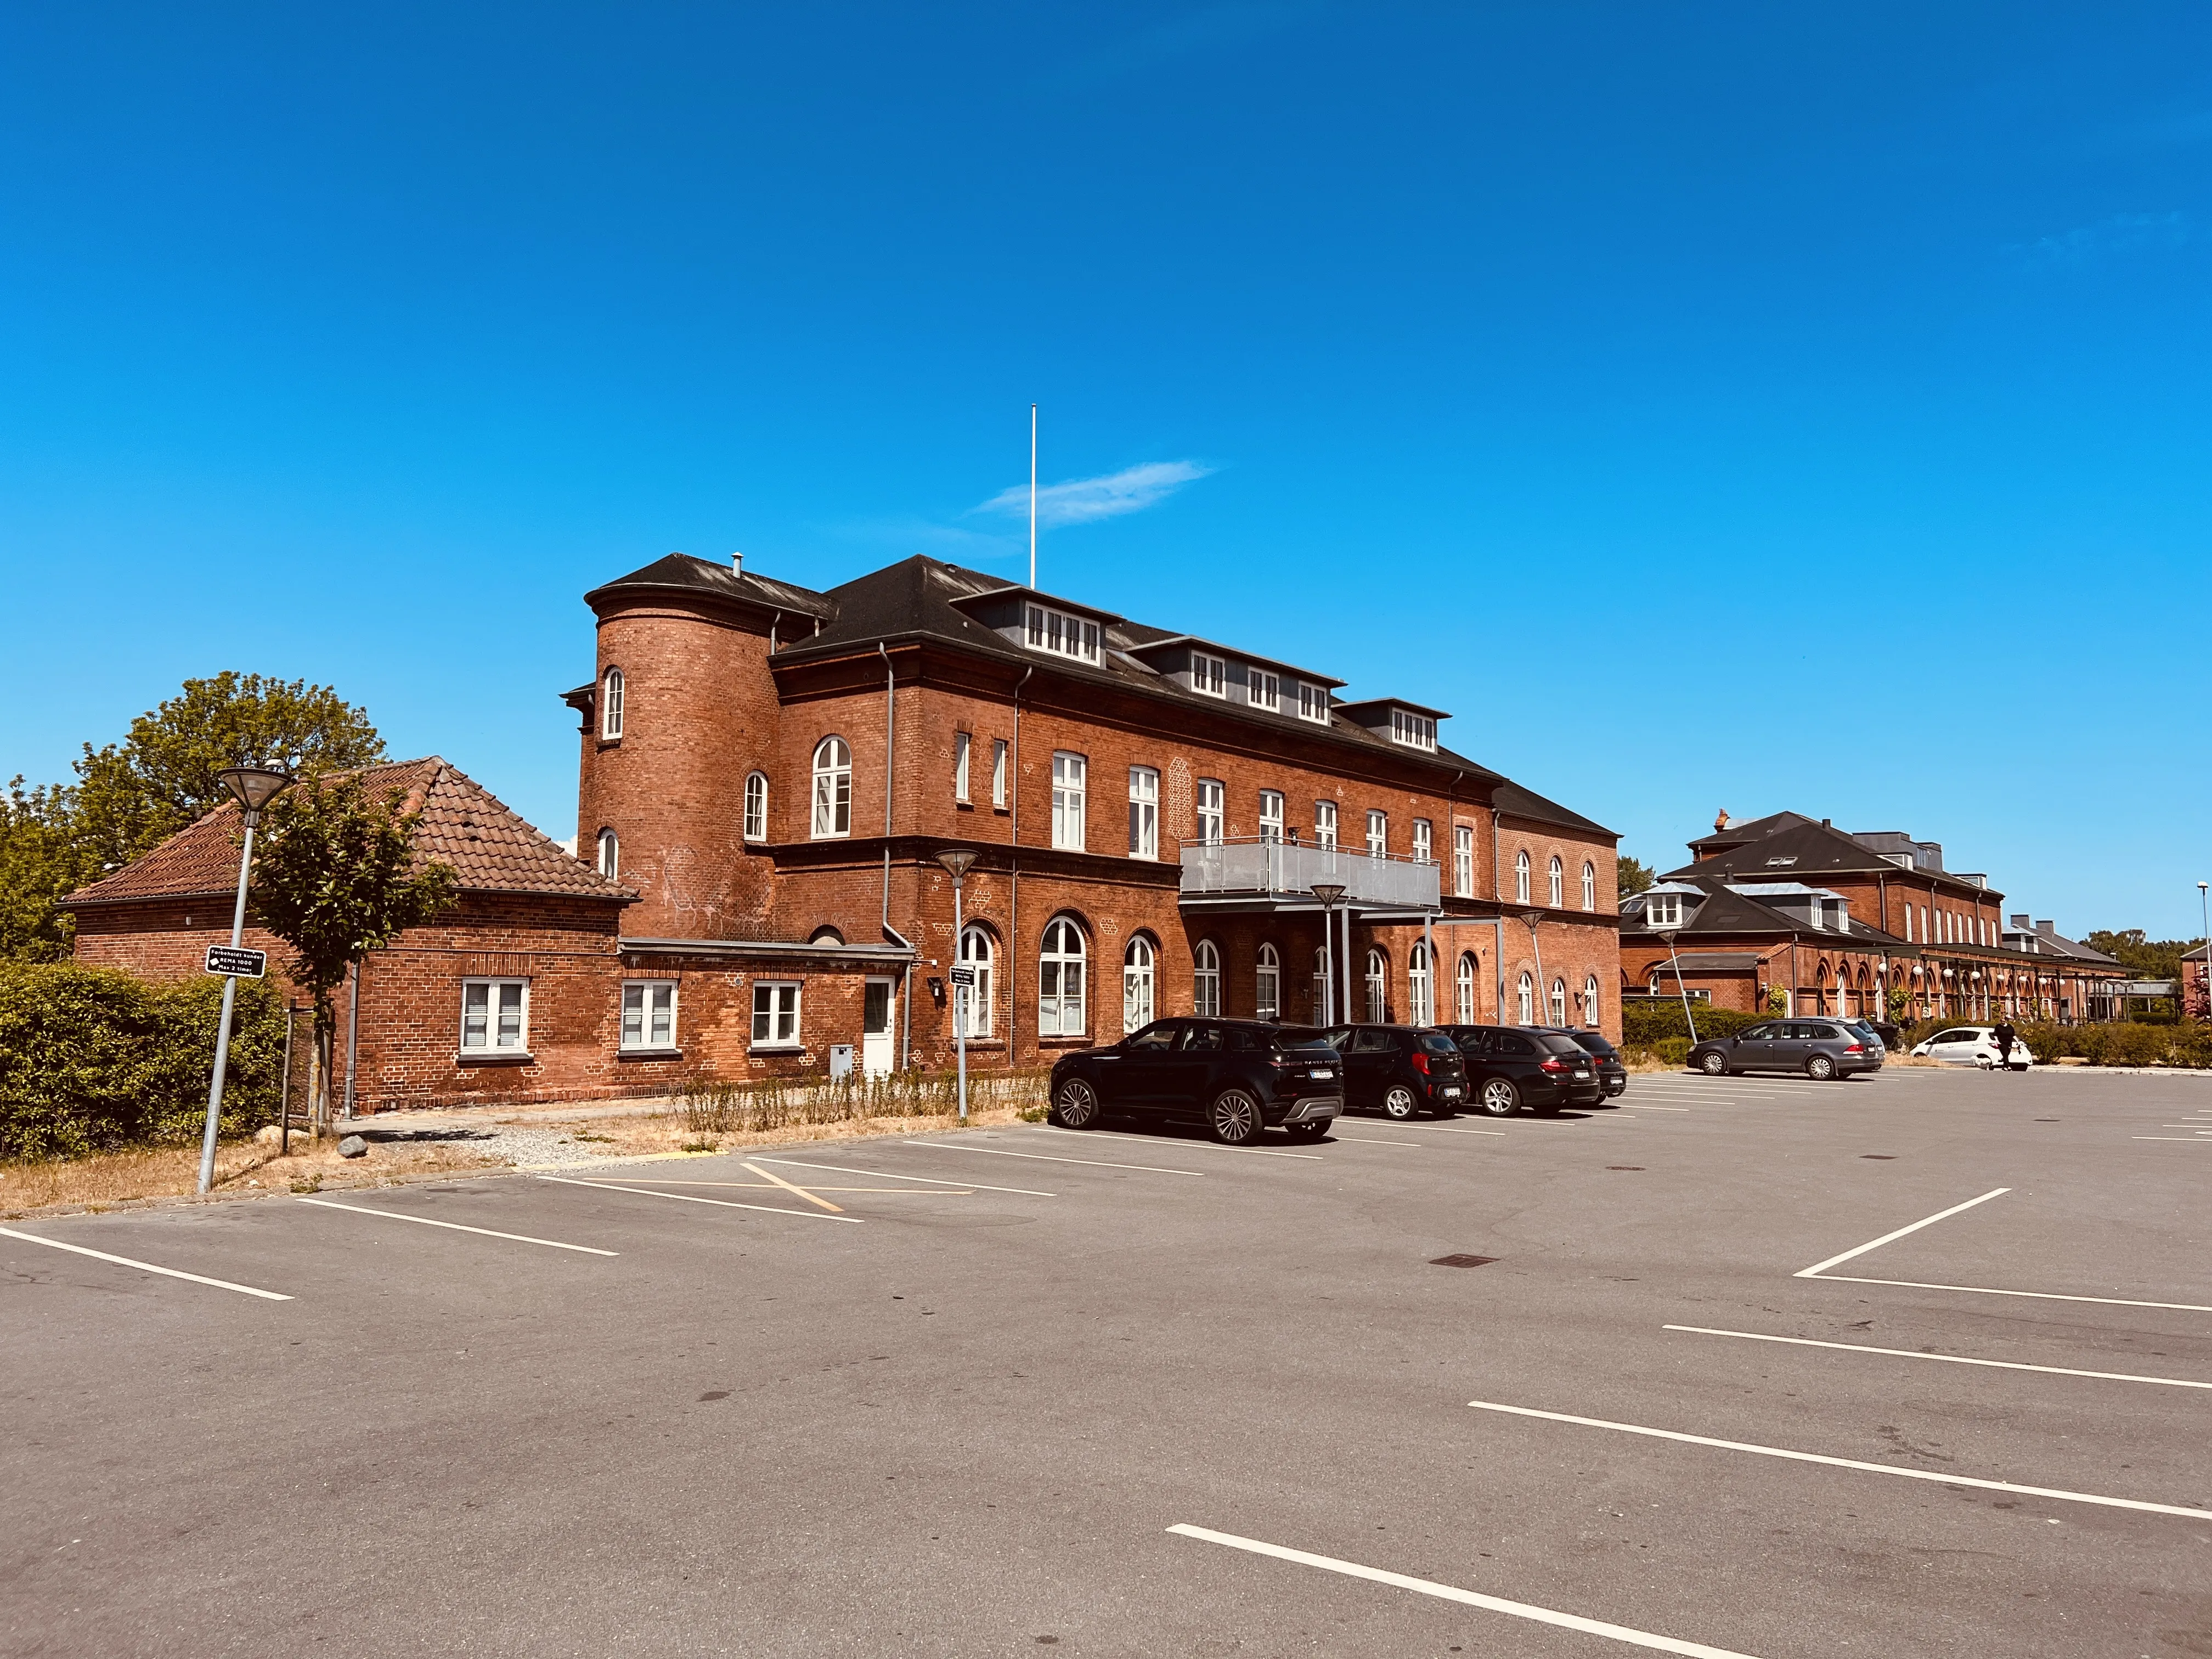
left=356, top=1125, right=646, bottom=1169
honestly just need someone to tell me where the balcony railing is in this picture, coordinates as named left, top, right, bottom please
left=1178, top=836, right=1441, bottom=911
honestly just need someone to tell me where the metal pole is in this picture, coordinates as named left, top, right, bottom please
left=1341, top=905, right=1355, bottom=1023
left=342, top=960, right=360, bottom=1122
left=1029, top=403, right=1038, bottom=590
left=1665, top=932, right=1700, bottom=1046
left=277, top=1005, right=296, bottom=1158
left=1526, top=914, right=1546, bottom=1026
left=198, top=815, right=258, bottom=1195
left=953, top=873, right=969, bottom=1122
left=1421, top=911, right=1434, bottom=1025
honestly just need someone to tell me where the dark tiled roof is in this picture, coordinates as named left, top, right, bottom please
left=1623, top=877, right=1905, bottom=947
left=1492, top=779, right=1616, bottom=839
left=1664, top=814, right=1997, bottom=895
left=64, top=759, right=629, bottom=907
left=586, top=552, right=834, bottom=619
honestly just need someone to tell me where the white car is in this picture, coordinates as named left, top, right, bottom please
left=1909, top=1026, right=2034, bottom=1070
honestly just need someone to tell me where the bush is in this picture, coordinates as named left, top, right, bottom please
left=1621, top=1001, right=1765, bottom=1046
left=1898, top=1014, right=2212, bottom=1069
left=0, top=962, right=285, bottom=1160
left=1652, top=1036, right=1691, bottom=1067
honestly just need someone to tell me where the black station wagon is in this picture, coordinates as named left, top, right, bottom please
left=1047, top=1018, right=1345, bottom=1144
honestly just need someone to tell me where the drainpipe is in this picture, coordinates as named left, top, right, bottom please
left=1009, top=665, right=1032, bottom=1065
left=1490, top=806, right=1506, bottom=1023
left=342, top=958, right=362, bottom=1120
left=878, top=642, right=912, bottom=1068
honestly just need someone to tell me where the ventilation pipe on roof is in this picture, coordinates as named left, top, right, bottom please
left=731, top=550, right=743, bottom=574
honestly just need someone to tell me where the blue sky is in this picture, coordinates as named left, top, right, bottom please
left=5, top=3, right=2209, bottom=935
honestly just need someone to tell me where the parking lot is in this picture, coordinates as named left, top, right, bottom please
left=3, top=1063, right=2208, bottom=1657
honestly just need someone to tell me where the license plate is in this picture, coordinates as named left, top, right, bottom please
left=1441, top=1086, right=1462, bottom=1098
left=1310, top=1069, right=1334, bottom=1080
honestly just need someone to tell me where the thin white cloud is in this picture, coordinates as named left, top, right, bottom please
left=974, top=460, right=1214, bottom=529
left=2013, top=211, right=2191, bottom=265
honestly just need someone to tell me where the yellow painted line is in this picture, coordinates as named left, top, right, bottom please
left=743, top=1160, right=843, bottom=1213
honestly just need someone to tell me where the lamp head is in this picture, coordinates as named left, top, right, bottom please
left=1522, top=910, right=1543, bottom=930
left=1310, top=882, right=1346, bottom=905
left=935, top=848, right=979, bottom=882
left=218, top=766, right=294, bottom=817
left=1657, top=928, right=1678, bottom=946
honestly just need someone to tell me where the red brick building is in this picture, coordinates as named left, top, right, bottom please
left=1620, top=810, right=2124, bottom=1023
left=67, top=551, right=1621, bottom=1110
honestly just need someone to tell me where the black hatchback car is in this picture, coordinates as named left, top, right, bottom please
left=1313, top=1025, right=1469, bottom=1119
left=1530, top=1026, right=1629, bottom=1100
left=1047, top=1018, right=1345, bottom=1144
left=1438, top=1025, right=1605, bottom=1115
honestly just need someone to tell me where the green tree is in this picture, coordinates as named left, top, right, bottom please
left=1616, top=855, right=1657, bottom=898
left=71, top=673, right=384, bottom=877
left=247, top=774, right=456, bottom=1122
left=0, top=780, right=96, bottom=961
left=2083, top=929, right=2199, bottom=982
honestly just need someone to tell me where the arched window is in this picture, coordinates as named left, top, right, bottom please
left=1517, top=971, right=1534, bottom=1025
left=743, top=771, right=768, bottom=842
left=1255, top=943, right=1281, bottom=1022
left=1548, top=855, right=1564, bottom=909
left=957, top=925, right=994, bottom=1038
left=1455, top=952, right=1477, bottom=1024
left=1582, top=974, right=1600, bottom=1027
left=811, top=737, right=851, bottom=838
left=1515, top=850, right=1531, bottom=905
left=1582, top=861, right=1596, bottom=912
left=596, top=827, right=619, bottom=880
left=1365, top=948, right=1388, bottom=1022
left=601, top=668, right=624, bottom=740
left=1408, top=941, right=1432, bottom=1026
left=1122, top=935, right=1156, bottom=1033
left=1192, top=939, right=1222, bottom=1017
left=1549, top=977, right=1567, bottom=1026
left=1647, top=972, right=1660, bottom=995
left=1039, top=917, right=1087, bottom=1037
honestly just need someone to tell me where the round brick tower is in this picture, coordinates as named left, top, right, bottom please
left=571, top=553, right=827, bottom=941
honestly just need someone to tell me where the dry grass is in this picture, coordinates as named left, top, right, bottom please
left=1, top=1137, right=503, bottom=1220
left=528, top=1102, right=1038, bottom=1164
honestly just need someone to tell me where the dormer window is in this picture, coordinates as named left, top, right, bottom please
left=1247, top=669, right=1280, bottom=712
left=1390, top=708, right=1437, bottom=750
left=1190, top=651, right=1227, bottom=697
left=1297, top=683, right=1329, bottom=724
left=1025, top=604, right=1100, bottom=664
left=1646, top=893, right=1683, bottom=928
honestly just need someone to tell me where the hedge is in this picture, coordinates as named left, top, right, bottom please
left=0, top=962, right=286, bottom=1160
left=1621, top=1001, right=1765, bottom=1046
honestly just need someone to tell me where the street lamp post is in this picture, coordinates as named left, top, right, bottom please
left=1658, top=927, right=1699, bottom=1046
left=198, top=766, right=292, bottom=1195
left=2197, top=881, right=2209, bottom=1023
left=1523, top=911, right=1546, bottom=1026
left=1311, top=883, right=1346, bottom=1024
left=937, top=848, right=980, bottom=1121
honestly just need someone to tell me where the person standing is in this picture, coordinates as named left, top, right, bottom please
left=1992, top=1019, right=2017, bottom=1071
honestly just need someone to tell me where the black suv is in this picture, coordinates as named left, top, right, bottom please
left=1439, top=1025, right=1604, bottom=1115
left=1530, top=1026, right=1628, bottom=1101
left=1314, top=1024, right=1469, bottom=1119
left=1047, top=1019, right=1344, bottom=1144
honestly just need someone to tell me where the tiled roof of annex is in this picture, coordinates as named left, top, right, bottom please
left=62, top=759, right=629, bottom=908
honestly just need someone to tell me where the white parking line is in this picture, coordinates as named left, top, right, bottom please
left=1799, top=1273, right=2212, bottom=1312
left=1464, top=1399, right=2212, bottom=1520
left=1034, top=1126, right=1319, bottom=1161
left=1328, top=1133, right=1422, bottom=1147
left=904, top=1141, right=1204, bottom=1177
left=1400, top=1123, right=1506, bottom=1137
left=1794, top=1188, right=2010, bottom=1278
left=2133, top=1137, right=2212, bottom=1143
left=1663, top=1324, right=2212, bottom=1390
left=0, top=1224, right=291, bottom=1301
left=537, top=1174, right=862, bottom=1222
left=1634, top=1105, right=1693, bottom=1112
left=296, top=1197, right=617, bottom=1255
left=1167, top=1525, right=1760, bottom=1659
left=750, top=1155, right=1055, bottom=1198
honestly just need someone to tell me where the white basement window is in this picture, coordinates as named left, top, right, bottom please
left=620, top=981, right=678, bottom=1050
left=460, top=979, right=529, bottom=1054
left=751, top=981, right=802, bottom=1048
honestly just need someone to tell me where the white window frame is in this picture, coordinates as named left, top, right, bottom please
left=1550, top=977, right=1568, bottom=1026
left=991, top=738, right=1009, bottom=808
left=1412, top=819, right=1432, bottom=865
left=1258, top=790, right=1285, bottom=844
left=1548, top=855, right=1563, bottom=909
left=1515, top=849, right=1531, bottom=905
left=1645, top=893, right=1682, bottom=928
left=1052, top=752, right=1087, bottom=850
left=1297, top=682, right=1329, bottom=724
left=1455, top=952, right=1477, bottom=1023
left=1128, top=766, right=1159, bottom=860
left=1390, top=708, right=1436, bottom=750
left=1583, top=974, right=1600, bottom=1027
left=1040, top=917, right=1087, bottom=1037
left=1408, top=941, right=1432, bottom=1026
left=1248, top=670, right=1280, bottom=711
left=1311, top=946, right=1331, bottom=1022
left=1366, top=810, right=1387, bottom=857
left=1193, top=939, right=1221, bottom=1018
left=743, top=771, right=768, bottom=842
left=1314, top=800, right=1338, bottom=849
left=954, top=732, right=971, bottom=802
left=1196, top=778, right=1226, bottom=846
left=1365, top=948, right=1387, bottom=1022
left=1190, top=651, right=1227, bottom=697
left=620, top=980, right=678, bottom=1051
left=1255, top=942, right=1280, bottom=1022
left=460, top=978, right=530, bottom=1054
left=1517, top=971, right=1534, bottom=1025
left=1454, top=825, right=1475, bottom=899
left=751, top=980, right=802, bottom=1049
left=596, top=827, right=619, bottom=881
left=601, top=668, right=624, bottom=740
left=1121, top=935, right=1154, bottom=1034
left=1582, top=860, right=1596, bottom=912
left=1025, top=603, right=1101, bottom=664
left=812, top=736, right=852, bottom=838
left=957, top=925, right=994, bottom=1039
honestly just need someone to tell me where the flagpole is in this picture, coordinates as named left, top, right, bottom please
left=1029, top=402, right=1037, bottom=590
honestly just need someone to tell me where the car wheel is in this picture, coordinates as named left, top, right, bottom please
left=1478, top=1078, right=1520, bottom=1117
left=1699, top=1051, right=1729, bottom=1076
left=1048, top=1077, right=1101, bottom=1129
left=1283, top=1120, right=1330, bottom=1142
left=1806, top=1054, right=1836, bottom=1081
left=1381, top=1085, right=1420, bottom=1121
left=1207, top=1087, right=1265, bottom=1146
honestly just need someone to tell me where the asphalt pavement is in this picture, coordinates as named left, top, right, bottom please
left=3, top=1064, right=2208, bottom=1657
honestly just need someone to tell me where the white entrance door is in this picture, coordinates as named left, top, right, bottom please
left=861, top=978, right=895, bottom=1078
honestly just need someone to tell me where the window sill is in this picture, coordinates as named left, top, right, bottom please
left=456, top=1051, right=534, bottom=1066
left=749, top=1043, right=806, bottom=1057
left=617, top=1046, right=683, bottom=1060
left=1036, top=1035, right=1096, bottom=1048
left=955, top=798, right=974, bottom=811
left=596, top=738, right=621, bottom=752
